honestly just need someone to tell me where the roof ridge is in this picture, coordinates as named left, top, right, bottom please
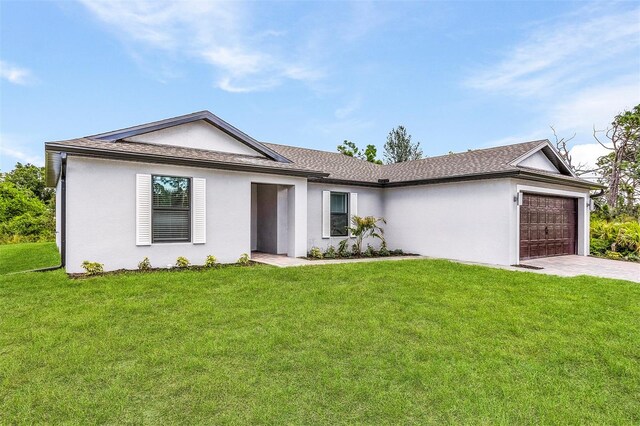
left=381, top=139, right=548, bottom=168
left=262, top=142, right=384, bottom=166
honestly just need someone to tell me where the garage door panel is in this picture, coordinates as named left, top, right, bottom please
left=520, top=193, right=577, bottom=260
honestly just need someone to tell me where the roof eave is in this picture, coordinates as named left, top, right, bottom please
left=45, top=143, right=328, bottom=179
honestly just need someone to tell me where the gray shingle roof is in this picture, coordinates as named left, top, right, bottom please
left=46, top=135, right=599, bottom=188
left=45, top=138, right=328, bottom=177
left=264, top=140, right=597, bottom=187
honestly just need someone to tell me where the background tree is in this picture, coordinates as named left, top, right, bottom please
left=0, top=163, right=55, bottom=243
left=383, top=126, right=422, bottom=164
left=337, top=140, right=382, bottom=164
left=549, top=126, right=590, bottom=175
left=593, top=104, right=640, bottom=211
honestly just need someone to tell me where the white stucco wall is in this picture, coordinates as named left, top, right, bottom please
left=306, top=183, right=384, bottom=251
left=64, top=156, right=306, bottom=273
left=127, top=121, right=264, bottom=157
left=383, top=179, right=514, bottom=265
left=517, top=151, right=560, bottom=173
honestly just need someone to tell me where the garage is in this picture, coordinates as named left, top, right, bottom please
left=519, top=193, right=577, bottom=260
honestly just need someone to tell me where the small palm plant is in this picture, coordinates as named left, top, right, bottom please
left=350, top=215, right=386, bottom=255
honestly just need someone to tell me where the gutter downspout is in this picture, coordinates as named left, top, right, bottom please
left=34, top=152, right=67, bottom=272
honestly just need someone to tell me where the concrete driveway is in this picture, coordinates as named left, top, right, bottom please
left=519, top=255, right=639, bottom=282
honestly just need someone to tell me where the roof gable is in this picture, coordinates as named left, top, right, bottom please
left=90, top=111, right=291, bottom=163
left=510, top=141, right=575, bottom=177
left=126, top=120, right=264, bottom=157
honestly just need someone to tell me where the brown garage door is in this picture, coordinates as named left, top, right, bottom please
left=520, top=193, right=577, bottom=260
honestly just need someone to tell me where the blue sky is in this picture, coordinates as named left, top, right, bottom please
left=1, top=0, right=639, bottom=171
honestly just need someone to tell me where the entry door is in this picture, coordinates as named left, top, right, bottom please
left=519, top=193, right=577, bottom=260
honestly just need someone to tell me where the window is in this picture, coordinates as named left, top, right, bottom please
left=152, top=175, right=191, bottom=243
left=330, top=192, right=349, bottom=237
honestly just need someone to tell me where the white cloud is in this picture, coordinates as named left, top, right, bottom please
left=569, top=142, right=610, bottom=171
left=0, top=60, right=34, bottom=85
left=78, top=0, right=323, bottom=93
left=550, top=78, right=640, bottom=134
left=466, top=4, right=640, bottom=154
left=335, top=96, right=362, bottom=119
left=465, top=6, right=640, bottom=97
left=0, top=135, right=43, bottom=168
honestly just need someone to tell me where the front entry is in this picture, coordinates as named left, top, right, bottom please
left=251, top=183, right=290, bottom=255
left=519, top=193, right=577, bottom=260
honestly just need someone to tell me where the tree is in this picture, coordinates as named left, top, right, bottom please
left=0, top=163, right=56, bottom=242
left=549, top=126, right=590, bottom=175
left=593, top=104, right=640, bottom=211
left=383, top=125, right=422, bottom=164
left=1, top=163, right=54, bottom=205
left=337, top=140, right=382, bottom=164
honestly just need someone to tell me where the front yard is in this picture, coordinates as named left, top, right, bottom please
left=1, top=244, right=639, bottom=424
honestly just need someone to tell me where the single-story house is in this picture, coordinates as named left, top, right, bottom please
left=44, top=111, right=600, bottom=273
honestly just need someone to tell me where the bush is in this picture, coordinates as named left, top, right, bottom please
left=351, top=243, right=360, bottom=256
left=138, top=257, right=151, bottom=271
left=237, top=253, right=250, bottom=266
left=337, top=239, right=351, bottom=258
left=81, top=260, right=103, bottom=276
left=391, top=249, right=404, bottom=256
left=308, top=247, right=323, bottom=259
left=324, top=245, right=337, bottom=259
left=590, top=217, right=640, bottom=261
left=379, top=242, right=390, bottom=257
left=204, top=255, right=217, bottom=268
left=363, top=244, right=376, bottom=257
left=175, top=256, right=190, bottom=268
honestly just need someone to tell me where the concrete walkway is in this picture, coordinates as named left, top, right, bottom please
left=252, top=252, right=639, bottom=283
left=250, top=252, right=425, bottom=267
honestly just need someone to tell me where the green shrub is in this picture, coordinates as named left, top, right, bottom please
left=379, top=242, right=390, bottom=257
left=337, top=239, right=351, bottom=257
left=363, top=244, right=375, bottom=257
left=308, top=247, right=323, bottom=259
left=391, top=248, right=404, bottom=256
left=590, top=217, right=640, bottom=261
left=81, top=260, right=103, bottom=276
left=138, top=257, right=151, bottom=271
left=175, top=256, right=190, bottom=268
left=204, top=255, right=217, bottom=268
left=351, top=243, right=360, bottom=256
left=324, top=245, right=337, bottom=259
left=237, top=253, right=250, bottom=266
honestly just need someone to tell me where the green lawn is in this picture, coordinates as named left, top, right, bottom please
left=1, top=248, right=639, bottom=424
left=0, top=242, right=59, bottom=275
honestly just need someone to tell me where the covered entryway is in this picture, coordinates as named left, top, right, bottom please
left=251, top=183, right=293, bottom=255
left=519, top=193, right=577, bottom=260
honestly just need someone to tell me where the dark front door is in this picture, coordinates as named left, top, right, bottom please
left=520, top=193, right=577, bottom=260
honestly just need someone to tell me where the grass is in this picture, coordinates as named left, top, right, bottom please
left=0, top=242, right=59, bottom=274
left=1, top=246, right=639, bottom=423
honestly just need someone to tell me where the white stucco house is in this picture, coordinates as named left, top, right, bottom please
left=45, top=111, right=600, bottom=273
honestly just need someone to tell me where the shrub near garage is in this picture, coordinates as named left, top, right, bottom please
left=590, top=217, right=640, bottom=261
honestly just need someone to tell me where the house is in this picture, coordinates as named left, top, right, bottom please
left=44, top=111, right=600, bottom=273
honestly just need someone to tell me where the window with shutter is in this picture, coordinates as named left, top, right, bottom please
left=152, top=175, right=191, bottom=243
left=330, top=192, right=349, bottom=237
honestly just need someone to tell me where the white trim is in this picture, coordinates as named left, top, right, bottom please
left=322, top=190, right=331, bottom=238
left=515, top=184, right=589, bottom=264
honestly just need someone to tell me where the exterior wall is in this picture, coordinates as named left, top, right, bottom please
left=306, top=182, right=384, bottom=251
left=383, top=179, right=514, bottom=265
left=128, top=121, right=264, bottom=157
left=517, top=151, right=560, bottom=173
left=64, top=156, right=306, bottom=273
left=509, top=179, right=591, bottom=265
